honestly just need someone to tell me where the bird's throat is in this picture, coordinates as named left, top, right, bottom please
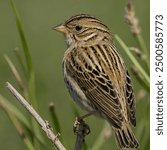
left=65, top=33, right=75, bottom=46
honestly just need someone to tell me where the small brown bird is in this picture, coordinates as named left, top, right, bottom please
left=53, top=14, right=139, bottom=149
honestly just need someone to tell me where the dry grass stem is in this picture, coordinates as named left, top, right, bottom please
left=131, top=65, right=143, bottom=80
left=6, top=82, right=66, bottom=150
left=130, top=47, right=146, bottom=60
left=124, top=0, right=141, bottom=35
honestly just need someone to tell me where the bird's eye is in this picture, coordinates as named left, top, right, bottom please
left=75, top=25, right=82, bottom=31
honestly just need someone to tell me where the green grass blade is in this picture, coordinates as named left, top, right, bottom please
left=6, top=112, right=36, bottom=150
left=10, top=0, right=32, bottom=75
left=136, top=34, right=150, bottom=68
left=136, top=76, right=150, bottom=92
left=9, top=0, right=37, bottom=105
left=49, top=102, right=61, bottom=133
left=14, top=48, right=27, bottom=78
left=0, top=94, right=30, bottom=127
left=131, top=66, right=150, bottom=92
left=0, top=94, right=46, bottom=147
left=115, top=35, right=150, bottom=86
left=9, top=1, right=42, bottom=147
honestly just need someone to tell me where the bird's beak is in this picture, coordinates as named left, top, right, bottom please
left=52, top=24, right=67, bottom=33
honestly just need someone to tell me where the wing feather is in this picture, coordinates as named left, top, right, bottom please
left=64, top=45, right=126, bottom=128
left=124, top=70, right=136, bottom=126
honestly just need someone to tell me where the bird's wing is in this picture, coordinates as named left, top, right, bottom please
left=64, top=44, right=128, bottom=128
left=124, top=70, right=136, bottom=126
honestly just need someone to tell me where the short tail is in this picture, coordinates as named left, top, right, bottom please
left=114, top=124, right=139, bottom=149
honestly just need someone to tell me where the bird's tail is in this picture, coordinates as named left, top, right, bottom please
left=114, top=124, right=139, bottom=149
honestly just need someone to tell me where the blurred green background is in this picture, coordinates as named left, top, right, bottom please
left=0, top=0, right=149, bottom=149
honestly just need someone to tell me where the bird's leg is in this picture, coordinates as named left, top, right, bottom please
left=73, top=114, right=93, bottom=150
left=79, top=111, right=95, bottom=120
left=73, top=117, right=90, bottom=135
left=73, top=111, right=94, bottom=135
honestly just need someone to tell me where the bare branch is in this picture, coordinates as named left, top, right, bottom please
left=6, top=82, right=66, bottom=150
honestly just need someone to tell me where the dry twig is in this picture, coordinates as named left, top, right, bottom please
left=6, top=82, right=66, bottom=150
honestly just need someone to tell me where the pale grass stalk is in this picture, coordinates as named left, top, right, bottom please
left=6, top=82, right=66, bottom=150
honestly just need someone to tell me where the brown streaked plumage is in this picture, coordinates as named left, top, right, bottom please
left=53, top=14, right=139, bottom=149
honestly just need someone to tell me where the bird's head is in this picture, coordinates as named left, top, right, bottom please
left=53, top=14, right=112, bottom=46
